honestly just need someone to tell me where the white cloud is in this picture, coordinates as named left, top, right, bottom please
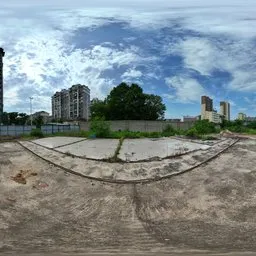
left=228, top=100, right=236, bottom=107
left=1, top=0, right=256, bottom=113
left=121, top=69, right=142, bottom=79
left=2, top=26, right=153, bottom=112
left=165, top=76, right=206, bottom=103
left=4, top=87, right=21, bottom=107
left=165, top=37, right=256, bottom=93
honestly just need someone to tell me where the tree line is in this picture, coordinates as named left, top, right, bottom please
left=1, top=112, right=44, bottom=127
left=90, top=82, right=166, bottom=120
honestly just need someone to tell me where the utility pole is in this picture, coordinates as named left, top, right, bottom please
left=29, top=97, right=33, bottom=126
left=0, top=48, right=5, bottom=124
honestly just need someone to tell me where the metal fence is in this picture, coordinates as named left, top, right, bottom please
left=0, top=125, right=37, bottom=136
left=41, top=124, right=80, bottom=135
left=0, top=124, right=80, bottom=136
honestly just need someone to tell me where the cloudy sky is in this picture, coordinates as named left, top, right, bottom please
left=1, top=0, right=256, bottom=119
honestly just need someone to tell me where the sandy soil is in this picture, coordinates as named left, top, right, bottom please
left=0, top=139, right=256, bottom=255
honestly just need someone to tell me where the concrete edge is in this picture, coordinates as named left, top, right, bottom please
left=17, top=138, right=239, bottom=185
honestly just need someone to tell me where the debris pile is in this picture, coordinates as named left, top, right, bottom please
left=11, top=170, right=37, bottom=185
left=220, top=129, right=235, bottom=138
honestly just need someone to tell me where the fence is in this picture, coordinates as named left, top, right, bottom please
left=0, top=124, right=80, bottom=136
left=41, top=124, right=80, bottom=135
left=0, top=125, right=37, bottom=136
left=79, top=120, right=195, bottom=132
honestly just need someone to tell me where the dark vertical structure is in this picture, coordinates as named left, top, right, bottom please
left=201, top=96, right=213, bottom=111
left=220, top=101, right=230, bottom=121
left=0, top=48, right=5, bottom=124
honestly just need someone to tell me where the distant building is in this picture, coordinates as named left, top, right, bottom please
left=220, top=101, right=230, bottom=121
left=183, top=116, right=199, bottom=122
left=52, top=91, right=62, bottom=120
left=245, top=116, right=256, bottom=122
left=32, top=111, right=50, bottom=123
left=165, top=118, right=181, bottom=122
left=52, top=84, right=90, bottom=121
left=238, top=113, right=247, bottom=120
left=201, top=96, right=221, bottom=123
left=201, top=96, right=213, bottom=113
left=204, top=110, right=221, bottom=124
left=0, top=47, right=5, bottom=124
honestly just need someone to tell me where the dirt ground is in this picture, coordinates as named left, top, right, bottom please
left=0, top=139, right=256, bottom=255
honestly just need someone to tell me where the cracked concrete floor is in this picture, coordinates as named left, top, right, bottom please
left=0, top=139, right=256, bottom=255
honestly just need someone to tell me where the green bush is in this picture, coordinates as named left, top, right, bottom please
left=186, top=128, right=199, bottom=138
left=247, top=121, right=256, bottom=129
left=30, top=128, right=44, bottom=138
left=162, top=124, right=176, bottom=137
left=90, top=117, right=111, bottom=138
left=201, top=135, right=218, bottom=141
left=247, top=129, right=256, bottom=135
left=193, top=120, right=216, bottom=135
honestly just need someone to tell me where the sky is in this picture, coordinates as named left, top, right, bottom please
left=0, top=0, right=256, bottom=119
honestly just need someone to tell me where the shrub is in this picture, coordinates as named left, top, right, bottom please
left=247, top=121, right=256, bottom=129
left=162, top=124, right=176, bottom=137
left=186, top=128, right=200, bottom=138
left=202, top=135, right=218, bottom=141
left=90, top=117, right=111, bottom=138
left=193, top=120, right=216, bottom=135
left=30, top=128, right=44, bottom=138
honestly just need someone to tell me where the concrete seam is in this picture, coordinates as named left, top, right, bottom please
left=17, top=138, right=239, bottom=185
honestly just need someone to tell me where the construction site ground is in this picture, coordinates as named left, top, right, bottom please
left=0, top=136, right=256, bottom=255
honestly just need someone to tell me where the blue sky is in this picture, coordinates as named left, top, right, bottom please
left=0, top=0, right=256, bottom=119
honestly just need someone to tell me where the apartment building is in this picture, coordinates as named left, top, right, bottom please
left=204, top=110, right=221, bottom=124
left=52, top=84, right=90, bottom=121
left=201, top=96, right=221, bottom=123
left=220, top=101, right=230, bottom=121
left=0, top=48, right=5, bottom=123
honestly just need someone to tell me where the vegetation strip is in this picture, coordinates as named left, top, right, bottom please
left=109, top=137, right=125, bottom=162
left=17, top=138, right=239, bottom=185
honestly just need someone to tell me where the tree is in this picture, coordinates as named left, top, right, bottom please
left=90, top=98, right=108, bottom=120
left=90, top=82, right=166, bottom=120
left=17, top=113, right=29, bottom=125
left=143, top=94, right=166, bottom=120
left=1, top=112, right=29, bottom=125
left=33, top=115, right=44, bottom=128
left=106, top=83, right=146, bottom=120
left=2, top=112, right=9, bottom=125
left=8, top=112, right=19, bottom=125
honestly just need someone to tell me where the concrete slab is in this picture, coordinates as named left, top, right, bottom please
left=19, top=138, right=237, bottom=182
left=56, top=139, right=119, bottom=159
left=33, top=137, right=86, bottom=148
left=2, top=139, right=256, bottom=254
left=119, top=138, right=210, bottom=162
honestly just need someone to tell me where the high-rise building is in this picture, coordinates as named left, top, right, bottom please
left=220, top=101, right=230, bottom=121
left=201, top=96, right=213, bottom=112
left=238, top=113, right=246, bottom=120
left=201, top=96, right=213, bottom=120
left=52, top=91, right=62, bottom=120
left=52, top=84, right=90, bottom=121
left=0, top=47, right=5, bottom=124
left=201, top=96, right=221, bottom=123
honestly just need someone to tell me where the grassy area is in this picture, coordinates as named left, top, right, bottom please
left=18, top=119, right=256, bottom=140
left=244, top=129, right=256, bottom=135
